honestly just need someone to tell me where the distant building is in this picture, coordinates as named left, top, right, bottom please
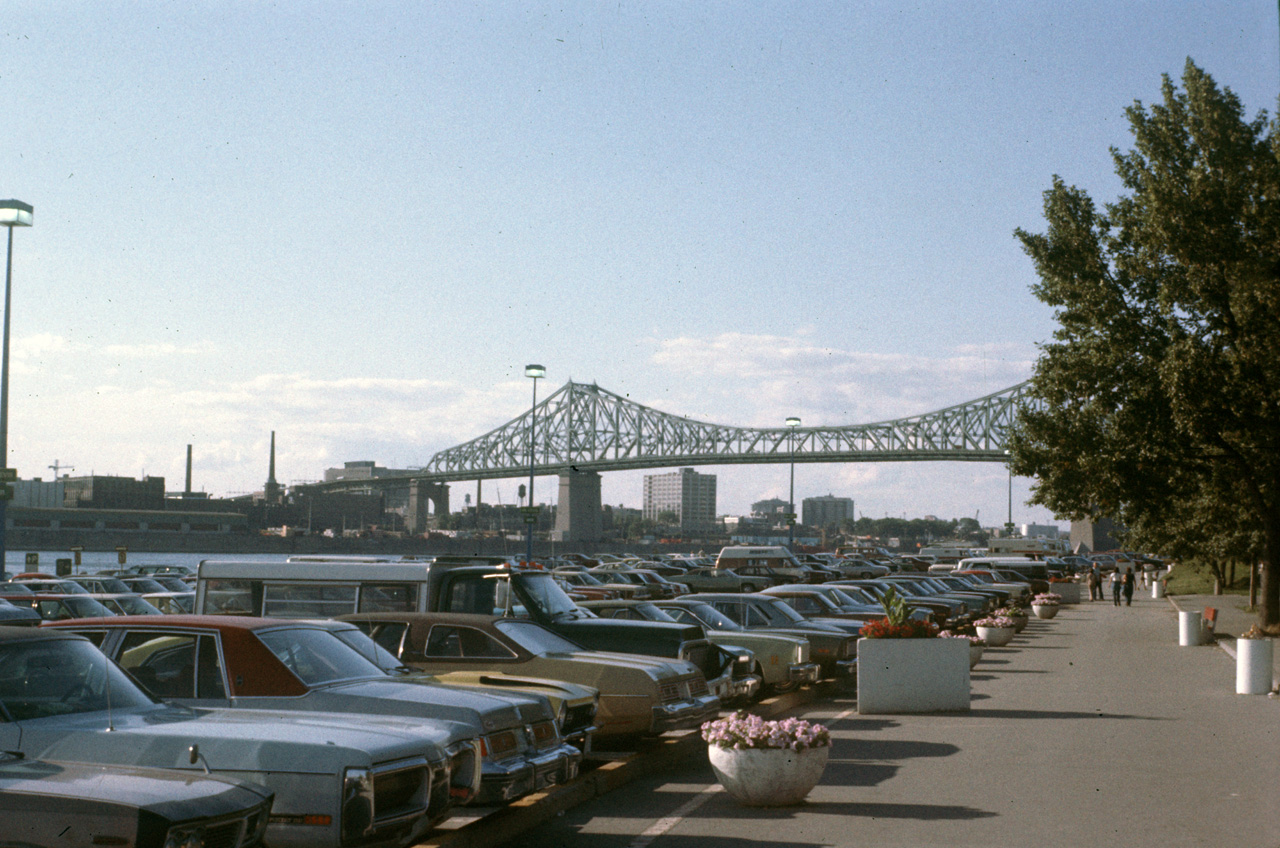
left=61, top=475, right=166, bottom=511
left=13, top=478, right=64, bottom=509
left=324, top=460, right=418, bottom=482
left=751, top=498, right=790, bottom=520
left=802, top=494, right=854, bottom=528
left=1020, top=523, right=1061, bottom=540
left=643, top=468, right=717, bottom=531
left=1070, top=517, right=1123, bottom=553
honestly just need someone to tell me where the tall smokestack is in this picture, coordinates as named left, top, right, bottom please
left=265, top=431, right=281, bottom=505
left=268, top=432, right=277, bottom=486
left=185, top=445, right=192, bottom=495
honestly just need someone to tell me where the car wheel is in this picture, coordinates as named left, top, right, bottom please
left=741, top=583, right=758, bottom=593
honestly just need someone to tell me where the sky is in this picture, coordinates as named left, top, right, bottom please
left=1, top=2, right=1276, bottom=530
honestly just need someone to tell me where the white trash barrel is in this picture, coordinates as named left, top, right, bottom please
left=1236, top=638, right=1274, bottom=694
left=1152, top=580, right=1166, bottom=599
left=1178, top=610, right=1202, bottom=646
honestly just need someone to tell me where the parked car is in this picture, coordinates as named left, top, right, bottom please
left=9, top=593, right=117, bottom=621
left=759, top=586, right=886, bottom=624
left=669, top=566, right=764, bottom=593
left=91, top=593, right=165, bottom=616
left=339, top=611, right=721, bottom=741
left=575, top=600, right=761, bottom=703
left=0, top=597, right=40, bottom=626
left=0, top=625, right=474, bottom=848
left=47, top=615, right=580, bottom=807
left=326, top=624, right=599, bottom=749
left=143, top=591, right=196, bottom=614
left=680, top=593, right=858, bottom=684
left=0, top=751, right=273, bottom=848
left=67, top=575, right=136, bottom=594
left=10, top=578, right=90, bottom=594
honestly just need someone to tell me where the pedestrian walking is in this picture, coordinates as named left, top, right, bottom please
left=1122, top=566, right=1135, bottom=606
left=1112, top=568, right=1123, bottom=606
left=1088, top=564, right=1102, bottom=601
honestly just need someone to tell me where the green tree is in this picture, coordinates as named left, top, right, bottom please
left=1010, top=60, right=1280, bottom=624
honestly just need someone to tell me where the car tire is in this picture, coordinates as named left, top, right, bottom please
left=741, top=583, right=758, bottom=593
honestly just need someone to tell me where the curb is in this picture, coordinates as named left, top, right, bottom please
left=414, top=687, right=821, bottom=848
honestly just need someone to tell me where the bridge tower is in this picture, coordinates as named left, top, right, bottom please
left=554, top=470, right=602, bottom=543
left=405, top=479, right=449, bottom=535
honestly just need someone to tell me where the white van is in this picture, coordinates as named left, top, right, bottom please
left=713, top=546, right=832, bottom=585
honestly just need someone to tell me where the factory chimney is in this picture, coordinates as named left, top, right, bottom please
left=185, top=445, right=193, bottom=495
left=264, top=431, right=282, bottom=505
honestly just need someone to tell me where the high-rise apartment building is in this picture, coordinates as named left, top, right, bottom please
left=802, top=494, right=854, bottom=528
left=643, top=468, right=717, bottom=531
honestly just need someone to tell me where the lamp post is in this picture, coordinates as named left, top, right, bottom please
left=786, top=416, right=800, bottom=549
left=0, top=200, right=32, bottom=576
left=1004, top=448, right=1015, bottom=538
left=524, top=364, right=545, bottom=563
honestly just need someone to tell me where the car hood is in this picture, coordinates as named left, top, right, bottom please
left=0, top=758, right=272, bottom=817
left=417, top=672, right=597, bottom=705
left=17, top=705, right=435, bottom=773
left=246, top=678, right=537, bottom=733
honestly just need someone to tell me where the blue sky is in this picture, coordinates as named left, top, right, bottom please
left=2, top=2, right=1276, bottom=527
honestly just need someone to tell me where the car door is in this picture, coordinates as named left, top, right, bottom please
left=103, top=629, right=232, bottom=706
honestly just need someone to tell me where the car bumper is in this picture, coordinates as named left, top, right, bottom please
left=474, top=743, right=582, bottom=806
left=651, top=693, right=722, bottom=734
left=730, top=674, right=761, bottom=701
left=832, top=658, right=857, bottom=688
left=787, top=662, right=821, bottom=684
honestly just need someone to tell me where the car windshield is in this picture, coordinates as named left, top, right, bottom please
left=515, top=573, right=587, bottom=620
left=80, top=577, right=131, bottom=594
left=828, top=586, right=872, bottom=606
left=0, top=637, right=155, bottom=720
left=122, top=578, right=168, bottom=594
left=493, top=619, right=584, bottom=655
left=331, top=627, right=409, bottom=674
left=666, top=602, right=741, bottom=630
left=748, top=598, right=805, bottom=625
left=255, top=627, right=385, bottom=686
left=153, top=577, right=190, bottom=592
left=632, top=602, right=678, bottom=622
left=113, top=596, right=162, bottom=615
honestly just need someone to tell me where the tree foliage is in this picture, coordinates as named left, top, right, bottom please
left=1010, top=60, right=1280, bottom=623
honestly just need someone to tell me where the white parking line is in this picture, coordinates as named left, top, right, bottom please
left=627, top=784, right=723, bottom=848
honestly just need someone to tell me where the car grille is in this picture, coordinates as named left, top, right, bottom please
left=564, top=703, right=596, bottom=736
left=372, top=759, right=431, bottom=827
left=176, top=800, right=271, bottom=848
left=659, top=682, right=681, bottom=703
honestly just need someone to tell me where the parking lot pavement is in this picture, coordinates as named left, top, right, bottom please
left=489, top=593, right=1280, bottom=848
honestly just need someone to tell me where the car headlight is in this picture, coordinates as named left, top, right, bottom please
left=163, top=827, right=204, bottom=848
left=342, top=767, right=375, bottom=841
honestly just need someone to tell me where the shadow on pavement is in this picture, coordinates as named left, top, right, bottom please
left=835, top=738, right=960, bottom=760
left=699, top=800, right=997, bottom=823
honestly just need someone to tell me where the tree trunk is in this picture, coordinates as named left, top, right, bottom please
left=1260, top=509, right=1280, bottom=627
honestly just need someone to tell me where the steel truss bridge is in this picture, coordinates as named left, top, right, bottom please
left=428, top=380, right=1030, bottom=478
left=320, top=381, right=1031, bottom=537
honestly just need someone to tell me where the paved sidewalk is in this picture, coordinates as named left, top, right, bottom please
left=507, top=591, right=1280, bottom=848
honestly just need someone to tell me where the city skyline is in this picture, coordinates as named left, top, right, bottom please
left=2, top=3, right=1275, bottom=526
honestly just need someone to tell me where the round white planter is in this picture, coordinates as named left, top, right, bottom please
left=1236, top=638, right=1274, bottom=695
left=968, top=643, right=984, bottom=667
left=708, top=745, right=830, bottom=806
left=975, top=625, right=1015, bottom=647
left=1031, top=604, right=1059, bottom=620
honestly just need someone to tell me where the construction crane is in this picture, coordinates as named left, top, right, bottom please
left=48, top=460, right=74, bottom=478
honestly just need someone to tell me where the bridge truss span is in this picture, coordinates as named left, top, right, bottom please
left=423, top=380, right=1031, bottom=480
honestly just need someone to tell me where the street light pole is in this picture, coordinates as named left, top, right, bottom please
left=786, top=416, right=800, bottom=549
left=0, top=200, right=33, bottom=577
left=524, top=364, right=545, bottom=563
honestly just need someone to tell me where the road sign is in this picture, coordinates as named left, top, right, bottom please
left=0, top=486, right=11, bottom=501
left=520, top=506, right=540, bottom=524
left=0, top=469, right=16, bottom=481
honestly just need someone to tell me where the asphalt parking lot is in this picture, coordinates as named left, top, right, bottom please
left=420, top=589, right=1280, bottom=848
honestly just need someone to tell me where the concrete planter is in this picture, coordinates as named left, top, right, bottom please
left=857, top=637, right=970, bottom=714
left=1048, top=582, right=1082, bottom=604
left=976, top=625, right=1015, bottom=647
left=968, top=642, right=984, bottom=667
left=1236, top=638, right=1274, bottom=695
left=708, top=745, right=829, bottom=806
left=1031, top=603, right=1059, bottom=620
